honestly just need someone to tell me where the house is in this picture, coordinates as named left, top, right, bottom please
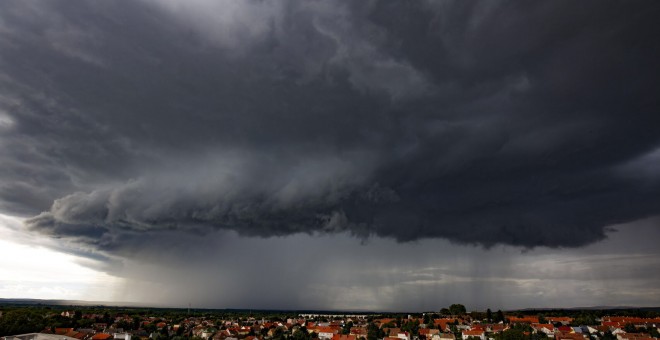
left=554, top=332, right=585, bottom=340
left=396, top=332, right=410, bottom=340
left=587, top=326, right=602, bottom=334
left=556, top=326, right=572, bottom=333
left=547, top=318, right=573, bottom=326
left=332, top=335, right=356, bottom=340
left=462, top=330, right=485, bottom=340
left=509, top=317, right=539, bottom=324
left=91, top=334, right=112, bottom=340
left=384, top=328, right=402, bottom=337
left=419, top=328, right=440, bottom=339
left=532, top=324, right=555, bottom=336
left=434, top=319, right=458, bottom=332
left=488, top=324, right=507, bottom=333
left=611, top=328, right=626, bottom=335
left=350, top=328, right=368, bottom=337
left=616, top=333, right=652, bottom=340
left=316, top=327, right=338, bottom=340
left=55, top=329, right=74, bottom=335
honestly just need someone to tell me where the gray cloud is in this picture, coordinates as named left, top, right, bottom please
left=104, top=219, right=660, bottom=311
left=0, top=0, right=658, bottom=254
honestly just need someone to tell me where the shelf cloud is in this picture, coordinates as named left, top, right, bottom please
left=0, top=0, right=659, bottom=258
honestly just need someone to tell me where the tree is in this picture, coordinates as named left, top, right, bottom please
left=273, top=327, right=285, bottom=340
left=495, top=328, right=525, bottom=340
left=572, top=313, right=597, bottom=326
left=367, top=322, right=384, bottom=340
left=487, top=309, right=493, bottom=322
left=133, top=316, right=142, bottom=330
left=538, top=315, right=547, bottom=324
left=623, top=324, right=636, bottom=333
left=293, top=327, right=310, bottom=340
left=342, top=321, right=353, bottom=335
left=449, top=304, right=467, bottom=316
left=440, top=308, right=450, bottom=316
left=496, top=310, right=505, bottom=323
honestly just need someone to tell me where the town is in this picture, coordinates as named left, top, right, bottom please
left=1, top=304, right=659, bottom=340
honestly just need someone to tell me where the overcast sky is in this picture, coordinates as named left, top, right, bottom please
left=1, top=0, right=659, bottom=311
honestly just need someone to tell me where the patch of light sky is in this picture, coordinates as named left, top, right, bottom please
left=0, top=213, right=124, bottom=302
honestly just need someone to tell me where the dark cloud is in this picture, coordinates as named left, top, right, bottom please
left=96, top=221, right=660, bottom=310
left=0, top=0, right=658, bottom=253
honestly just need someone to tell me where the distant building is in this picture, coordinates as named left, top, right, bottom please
left=462, top=330, right=485, bottom=340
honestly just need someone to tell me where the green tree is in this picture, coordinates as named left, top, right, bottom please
left=273, top=327, right=285, bottom=340
left=293, top=327, right=310, bottom=340
left=623, top=324, right=636, bottom=333
left=495, top=328, right=525, bottom=340
left=538, top=315, right=547, bottom=324
left=487, top=309, right=493, bottom=322
left=342, top=321, right=353, bottom=335
left=449, top=304, right=467, bottom=316
left=133, top=316, right=142, bottom=330
left=367, top=322, right=384, bottom=340
left=496, top=310, right=505, bottom=323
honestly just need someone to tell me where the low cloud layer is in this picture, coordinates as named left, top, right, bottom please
left=1, top=0, right=659, bottom=256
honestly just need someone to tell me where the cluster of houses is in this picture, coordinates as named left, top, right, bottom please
left=2, top=312, right=659, bottom=340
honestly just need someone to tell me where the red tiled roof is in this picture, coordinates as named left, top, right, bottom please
left=554, top=332, right=585, bottom=340
left=434, top=319, right=457, bottom=330
left=534, top=324, right=555, bottom=331
left=92, top=333, right=112, bottom=340
left=55, top=328, right=74, bottom=335
left=603, top=317, right=660, bottom=324
left=463, top=330, right=484, bottom=336
left=509, top=317, right=539, bottom=324
left=332, top=335, right=357, bottom=340
left=316, top=326, right=339, bottom=334
left=350, top=328, right=367, bottom=336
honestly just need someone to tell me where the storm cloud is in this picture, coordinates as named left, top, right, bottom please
left=1, top=0, right=659, bottom=256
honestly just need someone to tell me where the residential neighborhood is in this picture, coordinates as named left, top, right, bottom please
left=1, top=305, right=659, bottom=340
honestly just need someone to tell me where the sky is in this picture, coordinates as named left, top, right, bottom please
left=0, top=0, right=659, bottom=311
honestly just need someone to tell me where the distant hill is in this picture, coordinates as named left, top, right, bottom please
left=513, top=306, right=660, bottom=312
left=0, top=298, right=147, bottom=308
left=0, top=298, right=380, bottom=314
left=1, top=298, right=658, bottom=313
